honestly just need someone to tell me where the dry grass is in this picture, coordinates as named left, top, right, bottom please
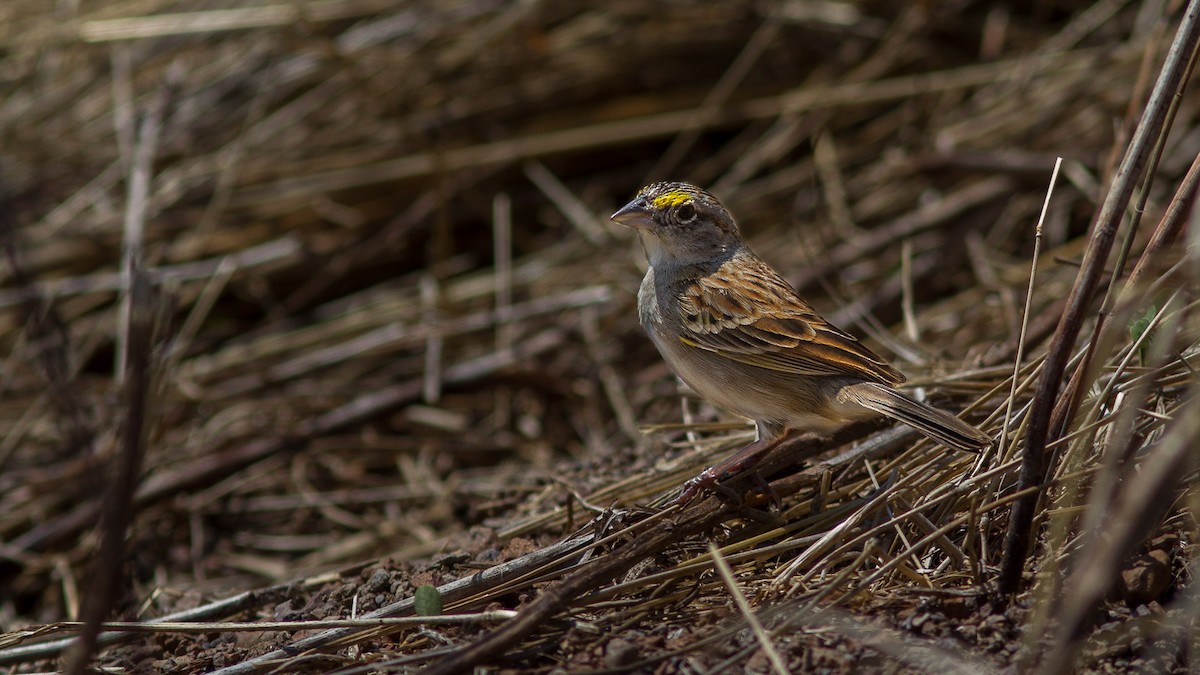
left=0, top=1, right=1198, bottom=673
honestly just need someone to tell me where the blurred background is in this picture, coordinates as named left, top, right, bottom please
left=1, top=1, right=1196, bottom=671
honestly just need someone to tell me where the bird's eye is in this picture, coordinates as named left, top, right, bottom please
left=676, top=203, right=697, bottom=222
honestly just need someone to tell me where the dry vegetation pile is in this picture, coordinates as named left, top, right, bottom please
left=0, top=1, right=1198, bottom=672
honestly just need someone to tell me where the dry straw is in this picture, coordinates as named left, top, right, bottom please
left=1, top=1, right=1197, bottom=673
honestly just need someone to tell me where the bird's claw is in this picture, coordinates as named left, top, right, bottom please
left=669, top=468, right=780, bottom=510
left=669, top=470, right=720, bottom=508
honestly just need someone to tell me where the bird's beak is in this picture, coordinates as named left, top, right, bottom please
left=610, top=199, right=654, bottom=230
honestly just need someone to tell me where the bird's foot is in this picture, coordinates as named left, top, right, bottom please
left=669, top=468, right=725, bottom=508
left=668, top=468, right=781, bottom=510
left=668, top=434, right=787, bottom=508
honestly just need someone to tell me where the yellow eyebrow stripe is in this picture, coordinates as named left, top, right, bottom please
left=650, top=190, right=691, bottom=208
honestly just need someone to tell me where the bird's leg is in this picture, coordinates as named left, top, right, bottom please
left=671, top=430, right=786, bottom=507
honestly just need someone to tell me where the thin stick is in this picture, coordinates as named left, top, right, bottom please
left=1122, top=149, right=1200, bottom=296
left=492, top=192, right=515, bottom=356
left=1001, top=158, right=1062, bottom=453
left=523, top=161, right=607, bottom=244
left=79, top=2, right=387, bottom=41
left=581, top=306, right=641, bottom=443
left=709, top=543, right=789, bottom=675
left=421, top=275, right=442, bottom=405
left=900, top=239, right=919, bottom=343
left=68, top=78, right=168, bottom=672
left=66, top=268, right=154, bottom=675
left=998, top=2, right=1200, bottom=596
left=32, top=612, right=519, bottom=637
left=114, top=86, right=164, bottom=383
left=493, top=192, right=514, bottom=427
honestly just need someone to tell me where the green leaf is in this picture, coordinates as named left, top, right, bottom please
left=414, top=585, right=443, bottom=616
left=1129, top=305, right=1157, bottom=363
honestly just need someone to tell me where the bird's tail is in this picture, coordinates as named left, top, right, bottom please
left=840, top=382, right=991, bottom=452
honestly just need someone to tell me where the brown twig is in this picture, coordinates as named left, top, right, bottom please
left=67, top=75, right=168, bottom=673
left=65, top=267, right=155, bottom=674
left=1121, top=148, right=1200, bottom=296
left=998, top=1, right=1200, bottom=596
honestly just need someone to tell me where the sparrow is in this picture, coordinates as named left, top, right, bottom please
left=611, top=181, right=990, bottom=505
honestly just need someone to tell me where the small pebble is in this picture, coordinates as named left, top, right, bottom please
left=604, top=638, right=639, bottom=669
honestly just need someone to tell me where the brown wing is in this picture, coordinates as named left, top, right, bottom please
left=675, top=255, right=905, bottom=385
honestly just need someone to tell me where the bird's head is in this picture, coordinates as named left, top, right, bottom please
left=611, top=181, right=744, bottom=268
